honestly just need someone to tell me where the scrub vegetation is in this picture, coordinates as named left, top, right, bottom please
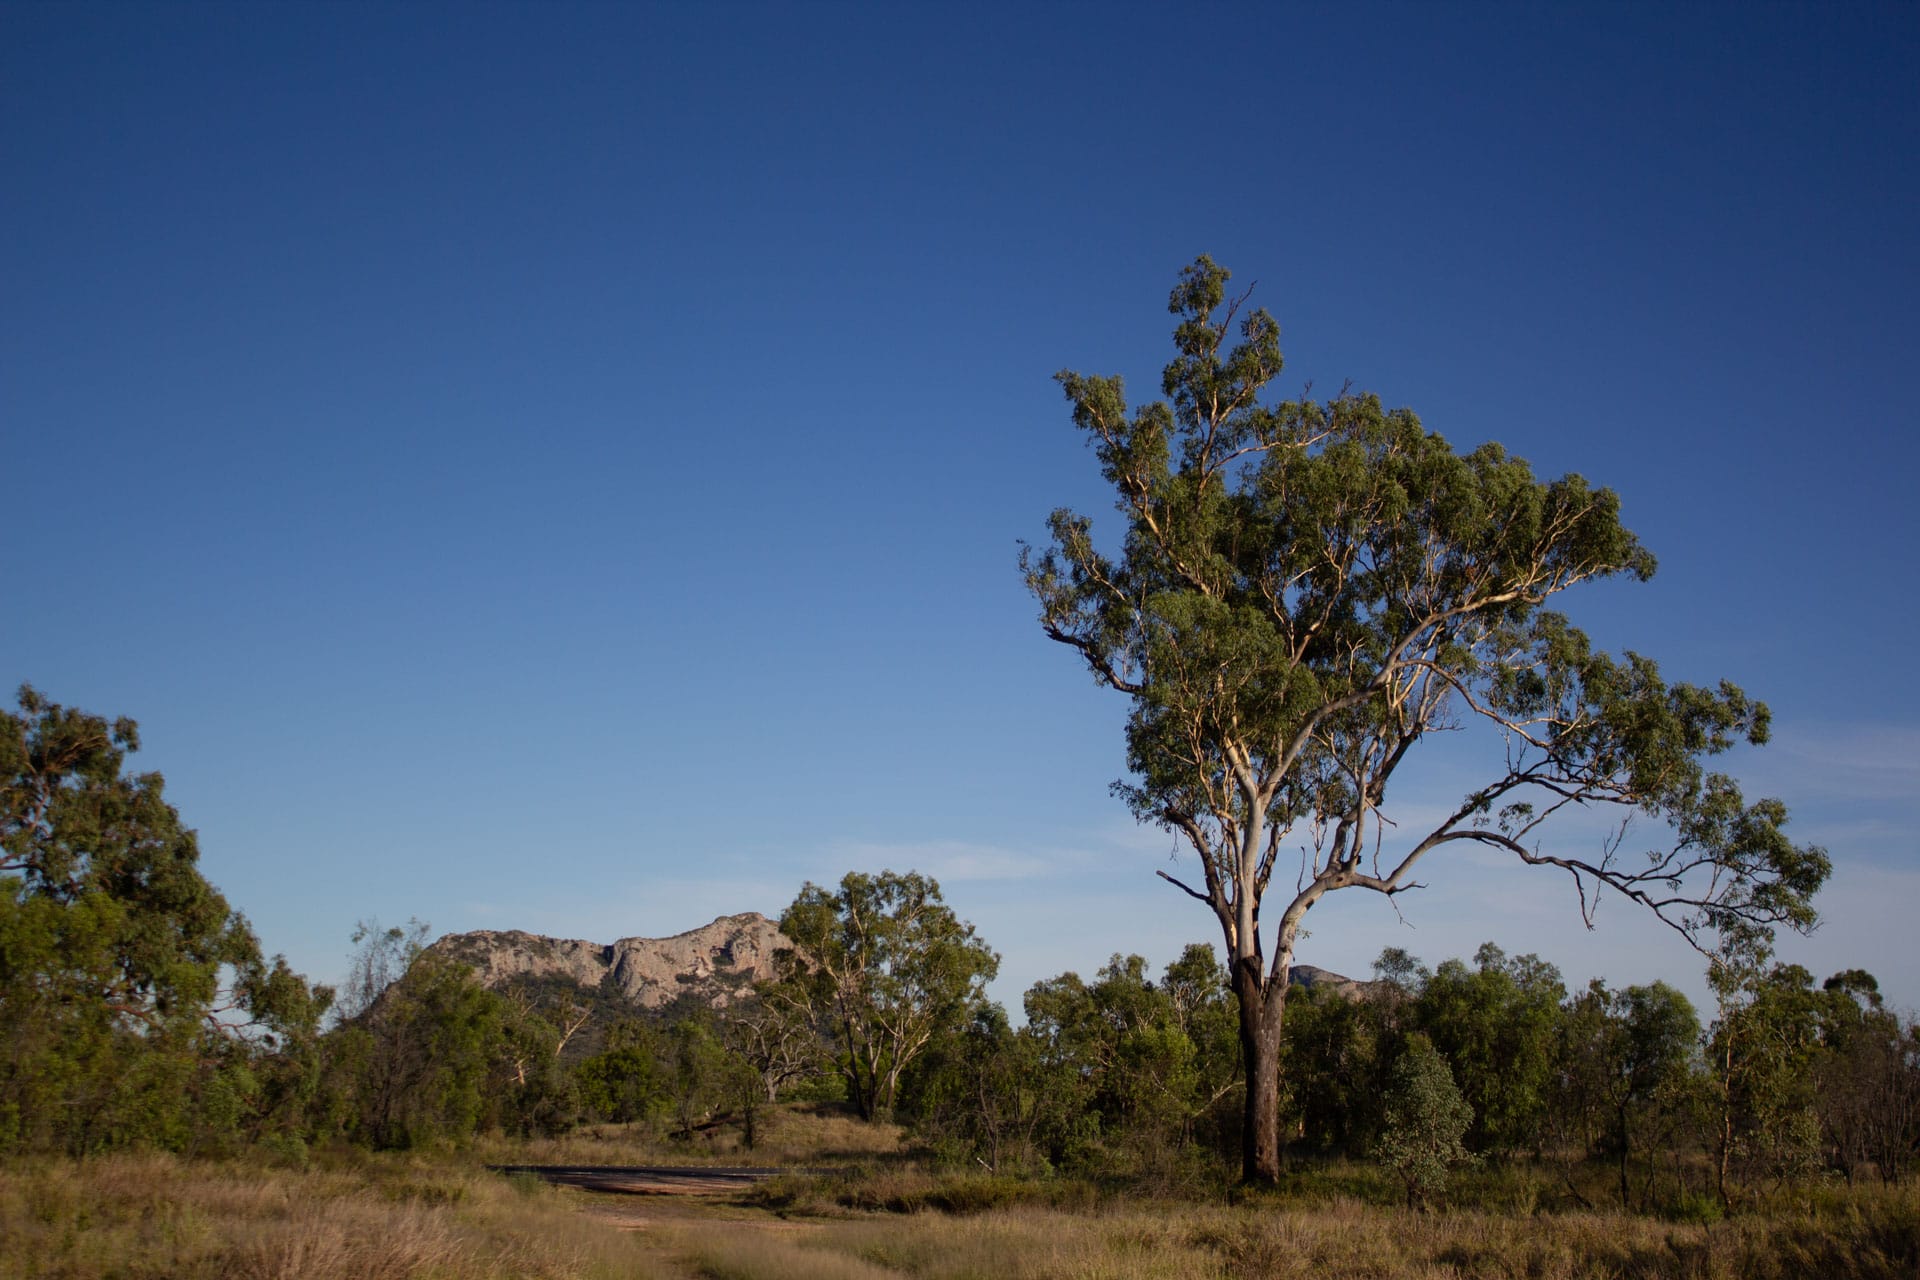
left=6, top=1142, right=1919, bottom=1280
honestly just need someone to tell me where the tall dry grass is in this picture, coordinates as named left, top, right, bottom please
left=675, top=1189, right=1920, bottom=1280
left=474, top=1102, right=907, bottom=1169
left=0, top=1151, right=676, bottom=1280
left=678, top=1190, right=1920, bottom=1280
left=7, top=1131, right=1914, bottom=1280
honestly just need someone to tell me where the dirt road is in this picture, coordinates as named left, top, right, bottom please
left=493, top=1164, right=828, bottom=1196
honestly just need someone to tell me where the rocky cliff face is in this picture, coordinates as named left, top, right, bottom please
left=429, top=912, right=1366, bottom=1013
left=1287, top=963, right=1377, bottom=1001
left=425, top=911, right=789, bottom=1010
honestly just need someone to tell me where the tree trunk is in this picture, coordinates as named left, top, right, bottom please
left=839, top=1015, right=877, bottom=1121
left=1617, top=1115, right=1631, bottom=1209
left=1234, top=959, right=1288, bottom=1183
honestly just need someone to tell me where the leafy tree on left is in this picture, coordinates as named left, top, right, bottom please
left=0, top=685, right=329, bottom=1154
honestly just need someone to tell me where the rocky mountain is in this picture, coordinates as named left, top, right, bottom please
left=427, top=910, right=1372, bottom=1015
left=425, top=911, right=790, bottom=1011
left=1287, top=964, right=1377, bottom=1000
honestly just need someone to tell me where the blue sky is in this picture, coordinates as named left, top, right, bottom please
left=5, top=2, right=1916, bottom=1017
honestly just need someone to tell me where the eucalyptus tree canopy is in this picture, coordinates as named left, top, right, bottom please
left=0, top=685, right=327, bottom=1152
left=1021, top=257, right=1829, bottom=1183
left=777, top=870, right=998, bottom=1121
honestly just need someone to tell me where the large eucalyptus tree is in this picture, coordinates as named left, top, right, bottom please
left=1021, top=257, right=1829, bottom=1183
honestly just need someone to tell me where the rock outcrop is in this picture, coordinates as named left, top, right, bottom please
left=1287, top=963, right=1376, bottom=1001
left=426, top=912, right=789, bottom=1010
left=429, top=913, right=1371, bottom=1013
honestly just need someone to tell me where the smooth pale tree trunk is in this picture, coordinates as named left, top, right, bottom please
left=1233, top=955, right=1291, bottom=1183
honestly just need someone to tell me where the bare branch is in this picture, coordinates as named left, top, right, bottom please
left=1156, top=868, right=1213, bottom=904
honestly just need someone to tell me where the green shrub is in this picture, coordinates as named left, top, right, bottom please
left=1369, top=1035, right=1478, bottom=1210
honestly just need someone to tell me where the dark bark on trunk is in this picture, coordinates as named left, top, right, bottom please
left=1614, top=1104, right=1633, bottom=1208
left=843, top=1053, right=874, bottom=1121
left=1234, top=959, right=1288, bottom=1183
left=838, top=1015, right=876, bottom=1121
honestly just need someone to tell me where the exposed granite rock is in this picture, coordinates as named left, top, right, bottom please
left=1287, top=963, right=1376, bottom=1001
left=430, top=914, right=1369, bottom=1012
left=426, top=911, right=789, bottom=1010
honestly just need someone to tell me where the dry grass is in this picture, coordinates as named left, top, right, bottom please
left=7, top=1140, right=1914, bottom=1280
left=474, top=1103, right=908, bottom=1169
left=693, top=1183, right=1920, bottom=1280
left=749, top=1166, right=1102, bottom=1218
left=0, top=1151, right=678, bottom=1280
left=678, top=1232, right=903, bottom=1280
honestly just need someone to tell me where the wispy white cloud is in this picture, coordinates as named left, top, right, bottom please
left=427, top=723, right=1920, bottom=1021
left=1745, top=721, right=1920, bottom=804
left=1772, top=860, right=1920, bottom=1016
left=828, top=838, right=1091, bottom=883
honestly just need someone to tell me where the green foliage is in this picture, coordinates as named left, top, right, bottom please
left=0, top=685, right=327, bottom=1156
left=1815, top=976, right=1920, bottom=1185
left=1698, top=935, right=1920, bottom=1199
left=329, top=947, right=558, bottom=1149
left=777, top=870, right=998, bottom=1122
left=1553, top=977, right=1700, bottom=1208
left=1704, top=930, right=1830, bottom=1203
left=724, top=987, right=829, bottom=1105
left=1413, top=943, right=1565, bottom=1155
left=1279, top=983, right=1389, bottom=1155
left=574, top=1019, right=669, bottom=1124
left=901, top=1003, right=1036, bottom=1172
left=1023, top=258, right=1827, bottom=1181
left=903, top=943, right=1240, bottom=1178
left=1370, top=1035, right=1477, bottom=1209
left=1023, top=955, right=1203, bottom=1170
left=663, top=1006, right=757, bottom=1142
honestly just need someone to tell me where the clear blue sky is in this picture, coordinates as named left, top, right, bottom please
left=5, top=2, right=1916, bottom=1017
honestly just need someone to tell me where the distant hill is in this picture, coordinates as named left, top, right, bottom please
left=1286, top=963, right=1377, bottom=1001
left=426, top=911, right=1372, bottom=1024
left=425, top=911, right=790, bottom=1014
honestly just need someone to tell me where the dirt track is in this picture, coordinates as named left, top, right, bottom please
left=492, top=1164, right=827, bottom=1196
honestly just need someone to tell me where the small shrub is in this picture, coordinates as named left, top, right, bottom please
left=259, top=1131, right=311, bottom=1170
left=1369, top=1036, right=1478, bottom=1210
left=1666, top=1190, right=1724, bottom=1225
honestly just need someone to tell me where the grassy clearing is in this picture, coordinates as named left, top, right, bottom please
left=680, top=1190, right=1920, bottom=1280
left=471, top=1102, right=908, bottom=1169
left=6, top=1137, right=1916, bottom=1279
left=0, top=1150, right=677, bottom=1280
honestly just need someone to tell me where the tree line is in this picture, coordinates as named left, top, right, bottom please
left=898, top=907, right=1920, bottom=1210
left=3, top=688, right=1911, bottom=1212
